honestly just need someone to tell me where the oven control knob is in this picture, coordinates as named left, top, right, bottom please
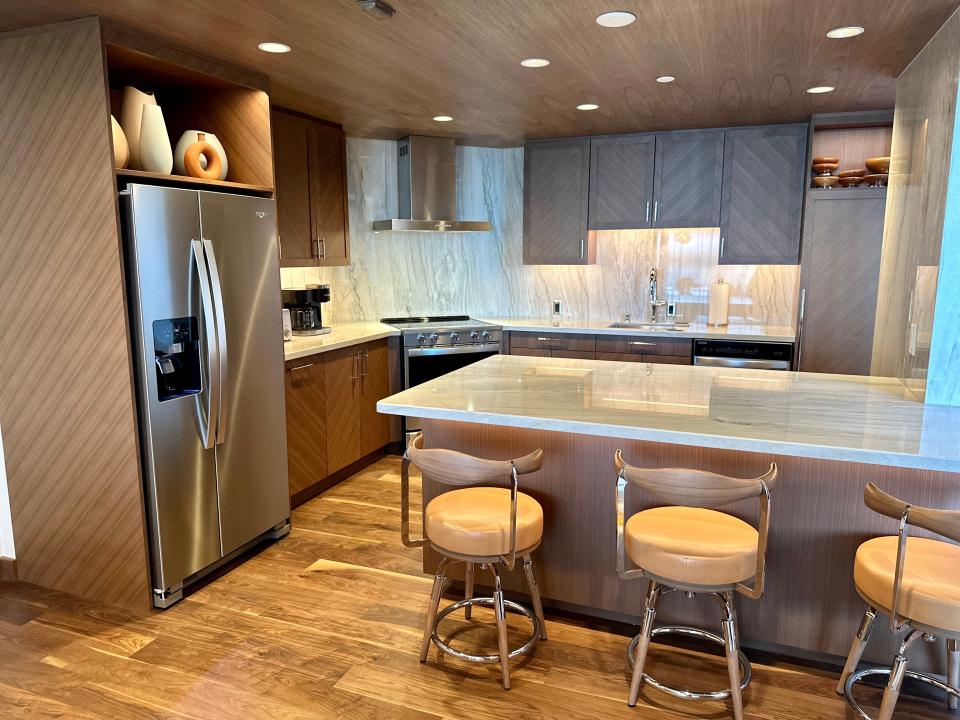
left=481, top=331, right=491, bottom=341
left=429, top=333, right=439, bottom=344
left=416, top=333, right=426, bottom=344
left=450, top=332, right=460, bottom=343
left=470, top=331, right=480, bottom=341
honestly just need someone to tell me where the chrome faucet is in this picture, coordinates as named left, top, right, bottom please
left=648, top=267, right=667, bottom=322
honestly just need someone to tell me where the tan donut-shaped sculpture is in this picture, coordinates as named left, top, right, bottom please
left=183, top=132, right=223, bottom=180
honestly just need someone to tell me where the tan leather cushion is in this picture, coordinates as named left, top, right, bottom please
left=854, top=536, right=960, bottom=633
left=425, top=487, right=544, bottom=557
left=625, top=506, right=758, bottom=586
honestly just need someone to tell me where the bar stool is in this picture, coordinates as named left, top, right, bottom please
left=837, top=483, right=960, bottom=719
left=400, top=432, right=547, bottom=689
left=614, top=450, right=777, bottom=719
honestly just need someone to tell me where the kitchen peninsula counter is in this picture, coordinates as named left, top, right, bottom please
left=284, top=322, right=398, bottom=360
left=377, top=355, right=960, bottom=669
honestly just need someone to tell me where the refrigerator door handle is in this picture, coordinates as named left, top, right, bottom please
left=202, top=238, right=229, bottom=446
left=190, top=240, right=219, bottom=450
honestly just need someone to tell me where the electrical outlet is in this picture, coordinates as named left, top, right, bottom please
left=666, top=302, right=677, bottom=318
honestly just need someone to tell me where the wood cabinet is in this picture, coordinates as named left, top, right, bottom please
left=653, top=130, right=724, bottom=228
left=719, top=124, right=807, bottom=264
left=508, top=331, right=693, bottom=365
left=588, top=135, right=655, bottom=230
left=272, top=108, right=350, bottom=267
left=797, top=188, right=886, bottom=374
left=283, top=339, right=394, bottom=501
left=510, top=332, right=596, bottom=358
left=523, top=138, right=593, bottom=264
left=284, top=359, right=327, bottom=497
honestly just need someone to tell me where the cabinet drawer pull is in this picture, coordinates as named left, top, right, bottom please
left=362, top=350, right=368, bottom=377
left=288, top=362, right=315, bottom=372
left=537, top=336, right=563, bottom=342
left=628, top=341, right=656, bottom=347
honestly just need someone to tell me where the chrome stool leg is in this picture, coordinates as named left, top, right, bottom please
left=522, top=555, right=547, bottom=641
left=837, top=606, right=878, bottom=694
left=491, top=564, right=511, bottom=689
left=420, top=557, right=449, bottom=662
left=721, top=591, right=744, bottom=720
left=949, top=639, right=959, bottom=711
left=628, top=581, right=663, bottom=707
left=464, top=562, right=475, bottom=620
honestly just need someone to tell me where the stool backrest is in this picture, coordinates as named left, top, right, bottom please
left=406, top=432, right=544, bottom=485
left=614, top=449, right=777, bottom=508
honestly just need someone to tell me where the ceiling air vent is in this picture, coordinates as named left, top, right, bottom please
left=357, top=0, right=396, bottom=19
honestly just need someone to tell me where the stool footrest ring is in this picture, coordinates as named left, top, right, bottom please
left=844, top=667, right=960, bottom=720
left=431, top=597, right=541, bottom=664
left=627, top=625, right=752, bottom=701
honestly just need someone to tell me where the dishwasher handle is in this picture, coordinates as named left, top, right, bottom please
left=693, top=356, right=791, bottom=370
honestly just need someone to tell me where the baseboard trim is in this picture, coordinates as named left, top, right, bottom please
left=0, top=556, right=17, bottom=582
left=290, top=447, right=389, bottom=509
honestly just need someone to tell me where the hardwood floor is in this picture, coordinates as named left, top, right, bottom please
left=0, top=455, right=954, bottom=719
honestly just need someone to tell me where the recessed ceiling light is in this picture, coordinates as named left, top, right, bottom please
left=826, top=26, right=864, bottom=39
left=596, top=11, right=636, bottom=28
left=656, top=75, right=676, bottom=84
left=258, top=42, right=291, bottom=53
left=577, top=103, right=599, bottom=111
left=520, top=58, right=550, bottom=68
left=432, top=115, right=454, bottom=122
left=807, top=86, right=835, bottom=94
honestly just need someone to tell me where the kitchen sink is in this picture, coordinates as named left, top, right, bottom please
left=607, top=321, right=688, bottom=332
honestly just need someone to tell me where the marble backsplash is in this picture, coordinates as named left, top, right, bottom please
left=280, top=138, right=799, bottom=326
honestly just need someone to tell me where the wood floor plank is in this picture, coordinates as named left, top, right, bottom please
left=0, top=455, right=953, bottom=719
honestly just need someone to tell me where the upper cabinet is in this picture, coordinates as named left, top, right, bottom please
left=589, top=135, right=655, bottom=230
left=272, top=108, right=350, bottom=267
left=523, top=123, right=806, bottom=265
left=718, top=124, right=807, bottom=264
left=653, top=129, right=724, bottom=228
left=523, top=138, right=593, bottom=264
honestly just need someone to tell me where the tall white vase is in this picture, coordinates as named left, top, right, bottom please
left=119, top=86, right=156, bottom=170
left=138, top=105, right=173, bottom=174
left=110, top=115, right=129, bottom=169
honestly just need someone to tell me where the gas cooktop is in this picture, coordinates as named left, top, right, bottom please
left=381, top=315, right=499, bottom=331
left=381, top=315, right=502, bottom=347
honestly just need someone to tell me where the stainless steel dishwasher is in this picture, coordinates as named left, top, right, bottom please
left=693, top=339, right=794, bottom=370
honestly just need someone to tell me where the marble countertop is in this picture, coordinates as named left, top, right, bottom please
left=377, top=354, right=960, bottom=472
left=284, top=322, right=398, bottom=360
left=480, top=317, right=797, bottom=342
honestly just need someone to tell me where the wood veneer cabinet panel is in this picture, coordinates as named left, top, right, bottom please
left=595, top=335, right=692, bottom=357
left=324, top=346, right=361, bottom=475
left=272, top=110, right=314, bottom=263
left=510, top=332, right=595, bottom=352
left=284, top=359, right=328, bottom=497
left=653, top=129, right=724, bottom=228
left=420, top=419, right=959, bottom=670
left=0, top=19, right=150, bottom=609
left=588, top=134, right=655, bottom=230
left=359, top=341, right=391, bottom=457
left=310, top=123, right=350, bottom=266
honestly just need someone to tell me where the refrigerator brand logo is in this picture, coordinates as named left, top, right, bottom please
left=255, top=211, right=267, bottom=219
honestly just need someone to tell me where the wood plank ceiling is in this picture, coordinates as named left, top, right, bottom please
left=1, top=0, right=958, bottom=145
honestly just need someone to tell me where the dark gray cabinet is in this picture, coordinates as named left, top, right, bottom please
left=588, top=135, right=655, bottom=229
left=797, top=188, right=886, bottom=374
left=653, top=129, right=724, bottom=228
left=523, top=138, right=593, bottom=264
left=719, top=124, right=807, bottom=265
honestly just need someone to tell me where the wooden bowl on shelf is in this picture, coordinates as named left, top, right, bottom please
left=865, top=156, right=890, bottom=173
left=812, top=162, right=840, bottom=175
left=812, top=156, right=839, bottom=165
left=864, top=173, right=888, bottom=187
left=838, top=169, right=867, bottom=178
left=839, top=177, right=864, bottom=187
left=812, top=176, right=839, bottom=189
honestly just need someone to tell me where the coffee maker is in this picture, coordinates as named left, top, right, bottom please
left=281, top=285, right=331, bottom=336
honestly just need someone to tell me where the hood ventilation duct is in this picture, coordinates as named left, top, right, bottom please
left=373, top=136, right=492, bottom=232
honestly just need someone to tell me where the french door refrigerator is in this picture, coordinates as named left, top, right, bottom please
left=121, top=184, right=290, bottom=608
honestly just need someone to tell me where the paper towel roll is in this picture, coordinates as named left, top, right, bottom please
left=708, top=280, right=730, bottom=327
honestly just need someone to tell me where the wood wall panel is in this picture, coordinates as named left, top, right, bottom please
left=419, top=419, right=960, bottom=672
left=0, top=19, right=149, bottom=609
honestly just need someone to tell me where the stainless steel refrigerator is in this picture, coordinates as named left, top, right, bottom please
left=121, top=184, right=290, bottom=608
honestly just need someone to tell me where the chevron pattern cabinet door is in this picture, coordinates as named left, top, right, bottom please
left=799, top=192, right=886, bottom=374
left=719, top=124, right=807, bottom=264
left=588, top=134, right=655, bottom=230
left=523, top=138, right=592, bottom=264
left=653, top=130, right=724, bottom=228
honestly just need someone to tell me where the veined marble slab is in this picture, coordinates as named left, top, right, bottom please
left=377, top=354, right=960, bottom=472
left=483, top=317, right=796, bottom=342
left=284, top=322, right=398, bottom=360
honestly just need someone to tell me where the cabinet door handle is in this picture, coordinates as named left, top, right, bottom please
left=350, top=352, right=359, bottom=380
left=277, top=233, right=282, bottom=260
left=362, top=350, right=368, bottom=377
left=645, top=201, right=650, bottom=224
left=288, top=362, right=315, bottom=372
left=628, top=341, right=656, bottom=347
left=320, top=236, right=326, bottom=259
left=653, top=201, right=659, bottom=223
left=719, top=236, right=725, bottom=258
left=314, top=237, right=321, bottom=259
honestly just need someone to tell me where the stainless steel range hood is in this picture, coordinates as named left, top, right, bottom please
left=373, top=135, right=492, bottom=232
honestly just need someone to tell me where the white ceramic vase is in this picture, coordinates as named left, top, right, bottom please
left=174, top=130, right=228, bottom=180
left=138, top=104, right=173, bottom=174
left=110, top=115, right=129, bottom=169
left=119, top=86, right=156, bottom=170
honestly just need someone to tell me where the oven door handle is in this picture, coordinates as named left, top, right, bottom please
left=406, top=342, right=502, bottom=357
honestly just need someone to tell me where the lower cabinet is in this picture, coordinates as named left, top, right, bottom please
left=509, top=331, right=692, bottom=364
left=284, top=338, right=394, bottom=502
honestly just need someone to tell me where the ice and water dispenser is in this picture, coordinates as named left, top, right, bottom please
left=153, top=317, right=202, bottom=401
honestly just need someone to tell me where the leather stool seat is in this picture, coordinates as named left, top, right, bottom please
left=425, top=487, right=544, bottom=557
left=625, top=506, right=758, bottom=586
left=854, top=536, right=960, bottom=634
